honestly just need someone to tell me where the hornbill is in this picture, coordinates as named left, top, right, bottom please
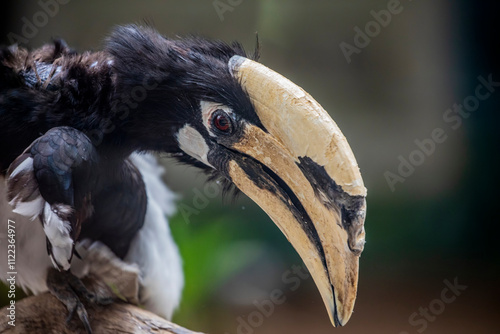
left=0, top=25, right=367, bottom=331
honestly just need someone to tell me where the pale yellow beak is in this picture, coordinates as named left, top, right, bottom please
left=227, top=56, right=367, bottom=327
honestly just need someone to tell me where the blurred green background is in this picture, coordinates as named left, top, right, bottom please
left=1, top=1, right=498, bottom=333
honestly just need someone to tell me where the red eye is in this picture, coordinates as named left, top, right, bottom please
left=213, top=110, right=231, bottom=133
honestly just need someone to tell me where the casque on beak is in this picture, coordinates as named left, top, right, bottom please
left=226, top=56, right=367, bottom=327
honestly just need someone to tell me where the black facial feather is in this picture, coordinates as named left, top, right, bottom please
left=106, top=24, right=263, bottom=197
left=1, top=24, right=261, bottom=198
left=106, top=25, right=262, bottom=148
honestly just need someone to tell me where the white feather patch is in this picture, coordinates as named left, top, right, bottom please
left=7, top=156, right=44, bottom=220
left=10, top=195, right=45, bottom=220
left=43, top=202, right=73, bottom=270
left=125, top=153, right=184, bottom=320
left=176, top=125, right=213, bottom=168
left=8, top=156, right=34, bottom=178
left=0, top=176, right=53, bottom=294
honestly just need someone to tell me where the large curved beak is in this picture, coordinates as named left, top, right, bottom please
left=227, top=56, right=367, bottom=327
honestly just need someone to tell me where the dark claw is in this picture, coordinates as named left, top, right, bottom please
left=64, top=270, right=115, bottom=305
left=65, top=270, right=95, bottom=301
left=93, top=295, right=114, bottom=306
left=46, top=268, right=111, bottom=334
left=74, top=249, right=83, bottom=260
left=63, top=299, right=92, bottom=334
left=75, top=302, right=92, bottom=334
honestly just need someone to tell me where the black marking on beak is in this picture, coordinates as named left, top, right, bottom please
left=297, top=156, right=366, bottom=254
left=235, top=154, right=344, bottom=324
left=232, top=152, right=327, bottom=264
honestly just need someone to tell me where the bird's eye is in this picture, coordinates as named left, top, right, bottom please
left=212, top=110, right=232, bottom=133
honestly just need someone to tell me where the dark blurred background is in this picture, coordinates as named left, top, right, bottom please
left=1, top=1, right=498, bottom=333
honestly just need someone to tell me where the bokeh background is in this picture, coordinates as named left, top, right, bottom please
left=1, top=1, right=498, bottom=333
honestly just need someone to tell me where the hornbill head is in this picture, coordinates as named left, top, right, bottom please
left=109, top=26, right=367, bottom=327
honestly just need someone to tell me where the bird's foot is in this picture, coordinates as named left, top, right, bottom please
left=46, top=268, right=115, bottom=334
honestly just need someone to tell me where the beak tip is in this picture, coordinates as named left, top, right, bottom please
left=329, top=286, right=353, bottom=327
left=330, top=302, right=346, bottom=328
left=333, top=314, right=343, bottom=328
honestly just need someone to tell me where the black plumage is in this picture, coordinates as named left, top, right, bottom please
left=0, top=25, right=274, bottom=333
left=0, top=24, right=367, bottom=332
left=1, top=25, right=260, bottom=258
